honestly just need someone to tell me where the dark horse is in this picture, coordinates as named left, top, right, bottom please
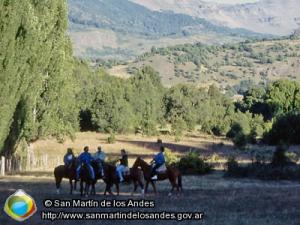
left=78, top=162, right=119, bottom=196
left=54, top=158, right=77, bottom=194
left=102, top=163, right=145, bottom=196
left=132, top=157, right=182, bottom=195
left=79, top=163, right=97, bottom=197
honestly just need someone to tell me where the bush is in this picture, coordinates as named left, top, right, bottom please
left=107, top=133, right=116, bottom=144
left=271, top=144, right=295, bottom=167
left=177, top=151, right=212, bottom=175
left=233, top=133, right=248, bottom=149
left=226, top=123, right=243, bottom=139
left=226, top=156, right=239, bottom=174
left=225, top=150, right=300, bottom=180
left=164, top=148, right=179, bottom=166
left=265, top=112, right=300, bottom=145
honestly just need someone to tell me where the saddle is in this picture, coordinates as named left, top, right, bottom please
left=156, top=164, right=167, bottom=174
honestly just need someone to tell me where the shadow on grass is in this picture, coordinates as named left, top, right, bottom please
left=118, top=139, right=250, bottom=160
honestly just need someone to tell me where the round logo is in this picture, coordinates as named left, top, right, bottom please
left=4, top=189, right=37, bottom=222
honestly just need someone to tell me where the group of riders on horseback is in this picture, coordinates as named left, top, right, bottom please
left=63, top=146, right=165, bottom=183
left=55, top=145, right=182, bottom=197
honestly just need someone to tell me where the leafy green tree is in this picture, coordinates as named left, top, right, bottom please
left=265, top=112, right=300, bottom=145
left=0, top=0, right=78, bottom=155
left=129, top=66, right=165, bottom=134
left=91, top=76, right=134, bottom=133
left=265, top=80, right=300, bottom=118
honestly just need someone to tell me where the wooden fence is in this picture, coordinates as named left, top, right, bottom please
left=0, top=154, right=63, bottom=175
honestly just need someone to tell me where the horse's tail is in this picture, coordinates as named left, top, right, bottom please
left=178, top=173, right=183, bottom=191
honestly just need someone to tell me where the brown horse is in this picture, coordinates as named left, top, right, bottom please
left=103, top=164, right=145, bottom=196
left=54, top=158, right=77, bottom=194
left=132, top=157, right=182, bottom=195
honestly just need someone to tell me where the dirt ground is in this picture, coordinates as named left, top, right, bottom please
left=0, top=172, right=300, bottom=225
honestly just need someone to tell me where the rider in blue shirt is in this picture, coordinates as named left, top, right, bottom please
left=76, top=146, right=95, bottom=180
left=64, top=148, right=75, bottom=168
left=151, top=146, right=166, bottom=180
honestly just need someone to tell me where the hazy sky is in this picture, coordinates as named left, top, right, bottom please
left=202, top=0, right=259, bottom=4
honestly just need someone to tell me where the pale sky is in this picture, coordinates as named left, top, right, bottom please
left=202, top=0, right=260, bottom=4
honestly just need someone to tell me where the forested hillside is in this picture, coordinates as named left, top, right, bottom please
left=75, top=62, right=300, bottom=147
left=109, top=38, right=300, bottom=89
left=0, top=0, right=78, bottom=156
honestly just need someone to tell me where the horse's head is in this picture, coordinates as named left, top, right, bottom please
left=132, top=157, right=142, bottom=169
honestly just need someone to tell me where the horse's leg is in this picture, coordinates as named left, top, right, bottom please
left=80, top=180, right=84, bottom=196
left=108, top=183, right=114, bottom=196
left=137, top=179, right=145, bottom=197
left=145, top=180, right=149, bottom=194
left=55, top=176, right=62, bottom=194
left=104, top=183, right=108, bottom=196
left=92, top=182, right=96, bottom=195
left=69, top=179, right=73, bottom=195
left=85, top=183, right=89, bottom=197
left=104, top=182, right=113, bottom=196
left=74, top=180, right=77, bottom=191
left=150, top=180, right=157, bottom=194
left=131, top=180, right=138, bottom=196
left=116, top=182, right=120, bottom=196
left=167, top=175, right=176, bottom=196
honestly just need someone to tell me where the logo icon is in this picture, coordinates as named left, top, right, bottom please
left=4, top=189, right=37, bottom=222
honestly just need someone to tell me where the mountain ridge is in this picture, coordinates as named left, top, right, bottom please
left=68, top=0, right=266, bottom=59
left=129, top=0, right=300, bottom=36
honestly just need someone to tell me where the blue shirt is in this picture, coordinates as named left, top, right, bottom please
left=64, top=153, right=74, bottom=165
left=154, top=152, right=165, bottom=165
left=78, top=152, right=93, bottom=165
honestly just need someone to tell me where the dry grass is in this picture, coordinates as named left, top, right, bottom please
left=30, top=132, right=300, bottom=170
left=31, top=132, right=236, bottom=169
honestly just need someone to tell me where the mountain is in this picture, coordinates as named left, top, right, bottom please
left=68, top=0, right=265, bottom=59
left=129, top=0, right=300, bottom=36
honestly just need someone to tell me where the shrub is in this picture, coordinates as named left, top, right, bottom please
left=226, top=123, right=243, bottom=139
left=225, top=156, right=241, bottom=175
left=177, top=151, right=212, bottom=175
left=265, top=112, right=300, bottom=145
left=225, top=149, right=300, bottom=180
left=164, top=148, right=179, bottom=166
left=107, top=133, right=116, bottom=144
left=271, top=144, right=294, bottom=167
left=233, top=133, right=248, bottom=149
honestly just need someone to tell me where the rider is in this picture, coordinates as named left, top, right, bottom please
left=151, top=146, right=166, bottom=180
left=116, top=149, right=128, bottom=183
left=93, top=146, right=106, bottom=177
left=76, top=146, right=95, bottom=181
left=63, top=148, right=75, bottom=169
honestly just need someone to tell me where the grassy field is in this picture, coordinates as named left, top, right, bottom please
left=29, top=132, right=244, bottom=170
left=1, top=132, right=300, bottom=224
left=30, top=132, right=300, bottom=170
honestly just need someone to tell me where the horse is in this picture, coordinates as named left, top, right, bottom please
left=54, top=157, right=77, bottom=195
left=132, top=157, right=182, bottom=195
left=102, top=163, right=145, bottom=196
left=79, top=163, right=96, bottom=197
left=79, top=161, right=120, bottom=196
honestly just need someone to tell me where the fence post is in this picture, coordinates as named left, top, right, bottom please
left=1, top=156, right=5, bottom=176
